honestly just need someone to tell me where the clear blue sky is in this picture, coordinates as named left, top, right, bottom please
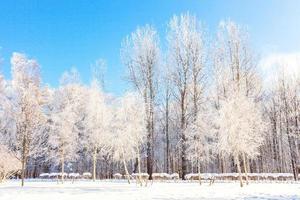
left=0, top=0, right=300, bottom=95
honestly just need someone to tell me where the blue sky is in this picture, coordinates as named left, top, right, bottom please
left=0, top=0, right=300, bottom=95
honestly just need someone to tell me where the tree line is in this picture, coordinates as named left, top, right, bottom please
left=0, top=13, right=299, bottom=187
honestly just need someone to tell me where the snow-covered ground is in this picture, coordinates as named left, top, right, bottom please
left=0, top=180, right=299, bottom=200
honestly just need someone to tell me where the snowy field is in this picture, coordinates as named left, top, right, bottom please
left=0, top=180, right=299, bottom=200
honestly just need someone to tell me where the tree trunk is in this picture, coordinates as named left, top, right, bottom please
left=235, top=155, right=243, bottom=187
left=93, top=148, right=97, bottom=181
left=137, top=148, right=142, bottom=186
left=282, top=84, right=298, bottom=181
left=122, top=158, right=130, bottom=184
left=197, top=160, right=202, bottom=185
left=144, top=89, right=154, bottom=180
left=242, top=153, right=249, bottom=185
left=181, top=93, right=187, bottom=180
left=21, top=136, right=27, bottom=187
left=287, top=133, right=298, bottom=181
left=165, top=90, right=170, bottom=174
left=61, top=147, right=65, bottom=184
left=133, top=158, right=138, bottom=173
left=21, top=156, right=26, bottom=187
left=146, top=137, right=153, bottom=180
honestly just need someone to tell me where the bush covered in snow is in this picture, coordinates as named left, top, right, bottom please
left=113, top=173, right=123, bottom=179
left=82, top=172, right=92, bottom=178
left=0, top=145, right=21, bottom=183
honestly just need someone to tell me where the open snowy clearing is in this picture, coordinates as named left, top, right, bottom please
left=0, top=180, right=299, bottom=200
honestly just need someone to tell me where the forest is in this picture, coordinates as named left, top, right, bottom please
left=0, top=13, right=299, bottom=188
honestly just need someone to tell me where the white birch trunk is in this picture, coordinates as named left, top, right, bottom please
left=235, top=155, right=243, bottom=187
left=242, top=153, right=249, bottom=185
left=122, top=158, right=131, bottom=184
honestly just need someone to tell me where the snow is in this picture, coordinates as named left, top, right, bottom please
left=113, top=173, right=122, bottom=179
left=68, top=173, right=80, bottom=178
left=185, top=173, right=215, bottom=180
left=82, top=172, right=92, bottom=177
left=39, top=173, right=49, bottom=178
left=48, top=173, right=68, bottom=178
left=152, top=173, right=171, bottom=179
left=170, top=173, right=179, bottom=179
left=0, top=180, right=299, bottom=200
left=184, top=173, right=297, bottom=180
left=131, top=173, right=149, bottom=179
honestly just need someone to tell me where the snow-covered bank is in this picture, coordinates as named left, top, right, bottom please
left=0, top=180, right=299, bottom=200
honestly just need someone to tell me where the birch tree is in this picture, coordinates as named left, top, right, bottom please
left=10, top=52, right=46, bottom=186
left=110, top=92, right=147, bottom=184
left=49, top=69, right=85, bottom=183
left=212, top=20, right=263, bottom=176
left=217, top=93, right=266, bottom=187
left=84, top=80, right=111, bottom=181
left=186, top=107, right=215, bottom=185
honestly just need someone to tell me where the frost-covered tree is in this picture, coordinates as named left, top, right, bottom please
left=186, top=108, right=215, bottom=185
left=1, top=16, right=299, bottom=183
left=49, top=69, right=85, bottom=183
left=0, top=73, right=10, bottom=134
left=158, top=62, right=173, bottom=173
left=10, top=53, right=46, bottom=186
left=0, top=76, right=20, bottom=182
left=211, top=20, right=264, bottom=176
left=109, top=92, right=147, bottom=184
left=84, top=80, right=111, bottom=181
left=265, top=64, right=300, bottom=180
left=0, top=144, right=21, bottom=183
left=166, top=13, right=205, bottom=179
left=212, top=20, right=261, bottom=99
left=217, top=93, right=266, bottom=187
left=121, top=25, right=159, bottom=179
left=0, top=81, right=19, bottom=174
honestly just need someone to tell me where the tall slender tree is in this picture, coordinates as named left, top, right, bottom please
left=109, top=92, right=147, bottom=184
left=84, top=80, right=111, bottom=181
left=166, top=13, right=205, bottom=179
left=10, top=53, right=46, bottom=186
left=49, top=69, right=85, bottom=183
left=217, top=93, right=266, bottom=187
left=121, top=25, right=159, bottom=179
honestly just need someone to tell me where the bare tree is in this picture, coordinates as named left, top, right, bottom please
left=266, top=65, right=300, bottom=180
